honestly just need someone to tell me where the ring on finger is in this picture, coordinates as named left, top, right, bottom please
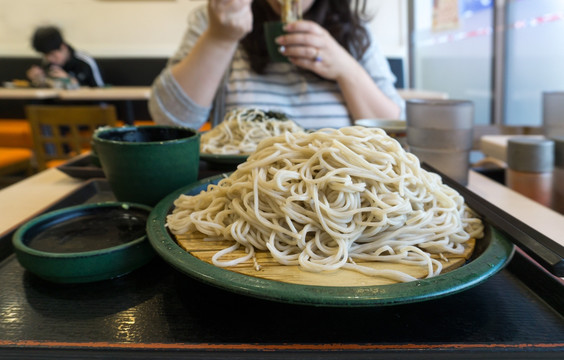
left=314, top=48, right=322, bottom=62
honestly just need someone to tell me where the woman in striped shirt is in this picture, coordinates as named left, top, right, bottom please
left=149, top=0, right=404, bottom=130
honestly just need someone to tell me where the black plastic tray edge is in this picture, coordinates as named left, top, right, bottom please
left=423, top=163, right=564, bottom=276
left=508, top=248, right=564, bottom=316
left=56, top=153, right=106, bottom=180
left=0, top=178, right=562, bottom=315
left=0, top=178, right=110, bottom=262
left=56, top=153, right=238, bottom=182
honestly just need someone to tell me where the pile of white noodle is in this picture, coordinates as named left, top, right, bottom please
left=169, top=126, right=484, bottom=282
left=200, top=108, right=304, bottom=155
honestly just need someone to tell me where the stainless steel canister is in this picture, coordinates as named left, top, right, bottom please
left=406, top=99, right=474, bottom=185
left=506, top=138, right=554, bottom=207
left=542, top=91, right=564, bottom=138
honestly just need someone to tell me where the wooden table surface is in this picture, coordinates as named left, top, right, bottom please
left=0, top=164, right=562, bottom=358
left=0, top=168, right=83, bottom=238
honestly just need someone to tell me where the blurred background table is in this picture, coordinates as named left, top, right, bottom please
left=0, top=88, right=59, bottom=100
left=397, top=89, right=449, bottom=100
left=58, top=86, right=151, bottom=101
left=58, top=86, right=151, bottom=125
left=480, top=134, right=545, bottom=162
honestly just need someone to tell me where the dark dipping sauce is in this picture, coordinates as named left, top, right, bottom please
left=26, top=207, right=148, bottom=253
left=97, top=127, right=195, bottom=143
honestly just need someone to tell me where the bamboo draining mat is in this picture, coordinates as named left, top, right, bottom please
left=176, top=233, right=475, bottom=286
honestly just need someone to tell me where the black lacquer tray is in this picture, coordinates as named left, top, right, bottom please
left=0, top=172, right=562, bottom=358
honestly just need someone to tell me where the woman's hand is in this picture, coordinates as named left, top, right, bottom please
left=207, top=0, right=253, bottom=43
left=276, top=20, right=401, bottom=120
left=275, top=20, right=357, bottom=81
left=171, top=0, right=252, bottom=108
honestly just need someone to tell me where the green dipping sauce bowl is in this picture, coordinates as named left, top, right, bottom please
left=12, top=202, right=155, bottom=283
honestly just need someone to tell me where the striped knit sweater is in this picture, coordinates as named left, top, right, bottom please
left=149, top=5, right=404, bottom=130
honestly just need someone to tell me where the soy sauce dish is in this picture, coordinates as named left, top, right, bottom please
left=12, top=202, right=155, bottom=283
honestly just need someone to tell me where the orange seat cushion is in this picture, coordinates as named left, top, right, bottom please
left=116, top=120, right=156, bottom=127
left=46, top=159, right=70, bottom=168
left=199, top=122, right=211, bottom=132
left=134, top=120, right=156, bottom=126
left=0, top=147, right=33, bottom=167
left=0, top=120, right=33, bottom=148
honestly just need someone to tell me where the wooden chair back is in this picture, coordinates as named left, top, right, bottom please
left=26, top=105, right=118, bottom=170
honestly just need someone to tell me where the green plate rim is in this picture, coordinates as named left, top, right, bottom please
left=354, top=119, right=407, bottom=134
left=147, top=175, right=515, bottom=307
left=200, top=152, right=249, bottom=165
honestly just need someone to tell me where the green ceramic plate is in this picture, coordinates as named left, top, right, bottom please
left=147, top=175, right=514, bottom=307
left=200, top=153, right=249, bottom=165
left=13, top=202, right=155, bottom=283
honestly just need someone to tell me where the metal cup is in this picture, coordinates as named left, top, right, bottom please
left=406, top=99, right=474, bottom=185
left=542, top=91, right=564, bottom=137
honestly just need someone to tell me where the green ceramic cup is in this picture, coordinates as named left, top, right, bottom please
left=264, top=21, right=289, bottom=63
left=92, top=125, right=200, bottom=206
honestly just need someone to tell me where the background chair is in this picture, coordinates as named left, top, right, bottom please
left=26, top=105, right=118, bottom=171
left=0, top=119, right=34, bottom=187
left=0, top=148, right=33, bottom=177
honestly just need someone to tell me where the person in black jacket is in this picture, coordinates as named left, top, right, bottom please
left=26, top=26, right=105, bottom=88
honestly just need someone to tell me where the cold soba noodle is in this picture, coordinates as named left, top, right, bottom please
left=168, top=127, right=484, bottom=283
left=280, top=0, right=302, bottom=24
left=200, top=108, right=304, bottom=155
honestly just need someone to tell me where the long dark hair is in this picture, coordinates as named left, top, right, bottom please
left=240, top=0, right=371, bottom=74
